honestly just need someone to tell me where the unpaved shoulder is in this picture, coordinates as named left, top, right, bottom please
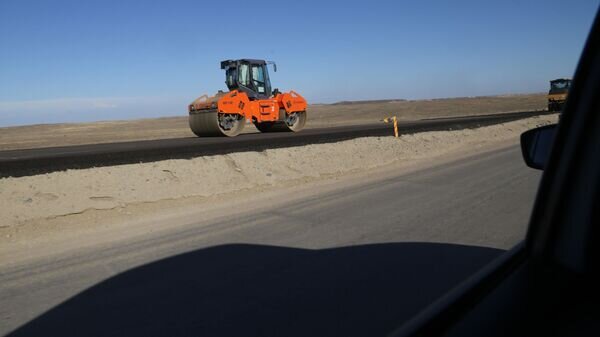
left=0, top=114, right=557, bottom=247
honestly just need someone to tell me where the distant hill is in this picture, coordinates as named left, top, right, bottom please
left=330, top=99, right=407, bottom=105
left=326, top=93, right=545, bottom=106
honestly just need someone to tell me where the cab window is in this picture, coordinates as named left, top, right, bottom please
left=251, top=65, right=266, bottom=93
left=238, top=64, right=249, bottom=86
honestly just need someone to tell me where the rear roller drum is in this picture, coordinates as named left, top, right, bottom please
left=189, top=109, right=245, bottom=137
left=284, top=111, right=307, bottom=132
left=253, top=110, right=307, bottom=133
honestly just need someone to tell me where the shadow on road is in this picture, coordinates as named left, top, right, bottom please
left=8, top=242, right=503, bottom=337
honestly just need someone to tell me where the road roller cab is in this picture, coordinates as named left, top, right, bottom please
left=188, top=59, right=307, bottom=137
left=221, top=59, right=273, bottom=99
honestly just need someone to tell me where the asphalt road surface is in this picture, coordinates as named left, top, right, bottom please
left=0, top=110, right=549, bottom=177
left=0, top=145, right=541, bottom=337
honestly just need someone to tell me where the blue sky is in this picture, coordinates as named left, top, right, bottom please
left=0, top=0, right=598, bottom=126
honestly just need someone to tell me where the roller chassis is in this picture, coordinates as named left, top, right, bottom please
left=188, top=90, right=307, bottom=137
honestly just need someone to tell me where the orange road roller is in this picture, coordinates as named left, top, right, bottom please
left=188, top=59, right=307, bottom=137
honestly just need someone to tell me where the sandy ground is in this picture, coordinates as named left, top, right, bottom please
left=0, top=94, right=545, bottom=150
left=0, top=145, right=540, bottom=336
left=0, top=114, right=557, bottom=250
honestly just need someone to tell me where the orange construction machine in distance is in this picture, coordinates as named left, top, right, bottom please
left=188, top=59, right=307, bottom=137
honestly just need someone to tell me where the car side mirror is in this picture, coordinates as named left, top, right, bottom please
left=520, top=124, right=557, bottom=170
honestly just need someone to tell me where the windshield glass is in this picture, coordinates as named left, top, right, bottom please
left=238, top=64, right=249, bottom=86
left=0, top=1, right=597, bottom=337
left=550, top=81, right=571, bottom=92
left=225, top=67, right=236, bottom=89
left=251, top=65, right=266, bottom=93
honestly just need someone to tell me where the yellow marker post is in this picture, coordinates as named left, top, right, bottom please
left=383, top=116, right=399, bottom=138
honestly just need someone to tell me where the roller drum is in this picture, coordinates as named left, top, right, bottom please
left=189, top=109, right=245, bottom=137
